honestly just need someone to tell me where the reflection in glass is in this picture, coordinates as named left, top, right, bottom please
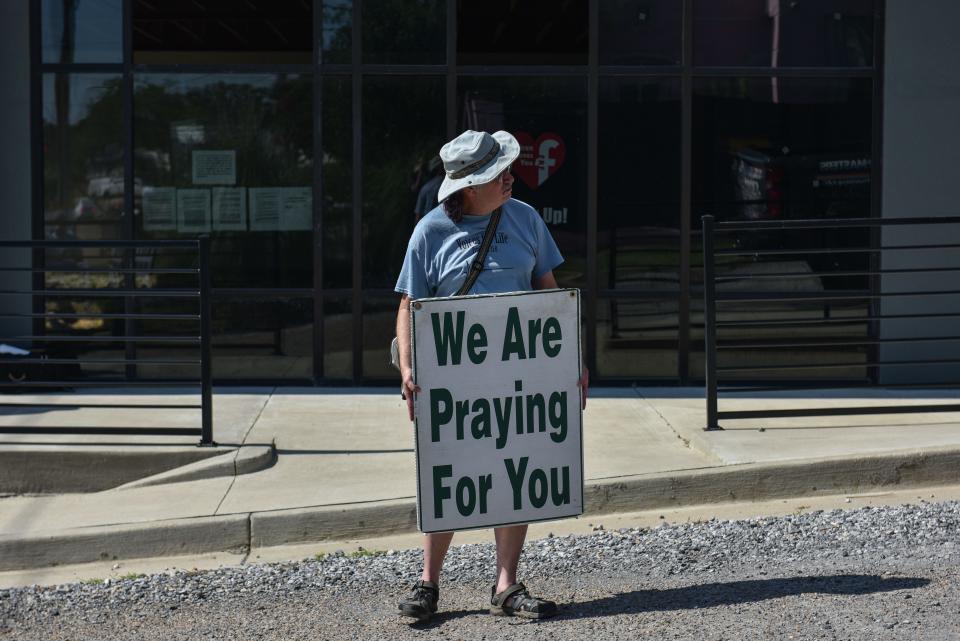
left=322, top=0, right=352, bottom=64
left=362, top=0, right=445, bottom=64
left=135, top=296, right=312, bottom=380
left=43, top=73, right=124, bottom=241
left=132, top=1, right=312, bottom=64
left=694, top=0, right=874, bottom=67
left=322, top=76, right=352, bottom=289
left=599, top=78, right=681, bottom=291
left=599, top=0, right=681, bottom=65
left=693, top=76, right=873, bottom=382
left=458, top=0, right=587, bottom=65
left=134, top=74, right=313, bottom=289
left=693, top=77, right=872, bottom=226
left=596, top=297, right=679, bottom=379
left=42, top=0, right=122, bottom=63
left=324, top=297, right=353, bottom=380
left=458, top=77, right=587, bottom=288
left=362, top=76, right=445, bottom=289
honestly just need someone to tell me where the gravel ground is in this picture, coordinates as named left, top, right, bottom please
left=2, top=500, right=959, bottom=640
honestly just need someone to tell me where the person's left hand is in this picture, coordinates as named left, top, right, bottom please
left=578, top=366, right=589, bottom=409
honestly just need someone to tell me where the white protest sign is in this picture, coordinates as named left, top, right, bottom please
left=412, top=289, right=583, bottom=533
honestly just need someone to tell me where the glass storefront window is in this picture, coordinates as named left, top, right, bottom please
left=322, top=76, right=352, bottom=289
left=134, top=74, right=313, bottom=289
left=599, top=0, right=682, bottom=65
left=596, top=297, right=680, bottom=379
left=324, top=296, right=353, bottom=380
left=43, top=73, right=124, bottom=240
left=362, top=296, right=398, bottom=378
left=693, top=76, right=873, bottom=382
left=132, top=2, right=312, bottom=64
left=42, top=0, right=122, bottom=64
left=362, top=75, right=445, bottom=289
left=694, top=0, right=874, bottom=67
left=458, top=0, right=587, bottom=66
left=362, top=0, right=445, bottom=64
left=458, top=76, right=587, bottom=289
left=693, top=76, right=872, bottom=226
left=599, top=77, right=681, bottom=291
left=323, top=0, right=353, bottom=64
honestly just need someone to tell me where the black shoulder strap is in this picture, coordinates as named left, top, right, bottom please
left=456, top=206, right=502, bottom=296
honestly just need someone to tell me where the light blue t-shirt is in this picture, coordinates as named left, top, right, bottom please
left=395, top=198, right=564, bottom=299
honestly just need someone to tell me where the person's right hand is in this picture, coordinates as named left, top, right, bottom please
left=401, top=367, right=420, bottom=422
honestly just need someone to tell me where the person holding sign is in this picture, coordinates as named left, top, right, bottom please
left=395, top=130, right=589, bottom=622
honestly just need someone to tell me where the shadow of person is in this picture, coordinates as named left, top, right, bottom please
left=557, top=574, right=930, bottom=619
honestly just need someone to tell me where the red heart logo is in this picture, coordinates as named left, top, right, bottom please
left=512, top=131, right=566, bottom=190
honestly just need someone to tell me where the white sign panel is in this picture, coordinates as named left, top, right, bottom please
left=412, top=289, right=583, bottom=533
left=176, top=188, right=211, bottom=233
left=212, top=187, right=247, bottom=231
left=192, top=150, right=236, bottom=185
left=142, top=186, right=176, bottom=231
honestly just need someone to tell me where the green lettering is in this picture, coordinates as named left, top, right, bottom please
left=526, top=392, right=546, bottom=433
left=551, top=466, right=570, bottom=506
left=479, top=474, right=492, bottom=514
left=549, top=391, right=567, bottom=443
left=504, top=456, right=528, bottom=510
left=430, top=388, right=452, bottom=442
left=494, top=396, right=513, bottom=449
left=528, top=468, right=548, bottom=508
left=467, top=324, right=488, bottom=364
left=470, top=398, right=492, bottom=439
left=501, top=307, right=526, bottom=361
left=433, top=465, right=452, bottom=518
left=542, top=317, right=562, bottom=357
left=431, top=311, right=465, bottom=366
left=455, top=400, right=469, bottom=441
left=456, top=476, right=476, bottom=517
left=527, top=318, right=542, bottom=358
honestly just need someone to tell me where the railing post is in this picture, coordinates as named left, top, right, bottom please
left=198, top=235, right=215, bottom=446
left=702, top=215, right=721, bottom=431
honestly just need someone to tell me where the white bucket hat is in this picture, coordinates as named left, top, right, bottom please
left=437, top=130, right=520, bottom=203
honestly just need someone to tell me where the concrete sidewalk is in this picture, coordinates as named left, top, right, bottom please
left=1, top=387, right=959, bottom=573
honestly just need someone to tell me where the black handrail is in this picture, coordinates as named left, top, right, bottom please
left=702, top=215, right=960, bottom=430
left=0, top=238, right=214, bottom=446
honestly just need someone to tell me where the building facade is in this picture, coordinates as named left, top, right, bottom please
left=1, top=0, right=957, bottom=387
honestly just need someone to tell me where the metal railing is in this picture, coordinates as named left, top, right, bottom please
left=702, top=215, right=960, bottom=431
left=0, top=237, right=214, bottom=445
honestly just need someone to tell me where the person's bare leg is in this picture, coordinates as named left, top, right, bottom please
left=493, top=524, right=528, bottom=592
left=422, top=532, right=455, bottom=583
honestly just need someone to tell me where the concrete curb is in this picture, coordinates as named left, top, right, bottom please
left=0, top=514, right=249, bottom=572
left=116, top=445, right=276, bottom=490
left=251, top=499, right=417, bottom=548
left=3, top=446, right=959, bottom=571
left=0, top=446, right=233, bottom=494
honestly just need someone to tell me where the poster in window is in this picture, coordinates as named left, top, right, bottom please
left=176, top=188, right=211, bottom=233
left=192, top=150, right=236, bottom=185
left=212, top=187, right=247, bottom=231
left=279, top=187, right=312, bottom=231
left=249, top=188, right=281, bottom=231
left=142, top=186, right=177, bottom=231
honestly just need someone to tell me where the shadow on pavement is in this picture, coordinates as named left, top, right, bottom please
left=562, top=574, right=930, bottom=618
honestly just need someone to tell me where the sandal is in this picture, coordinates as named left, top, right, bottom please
left=398, top=580, right=439, bottom=622
left=490, top=582, right=557, bottom=619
